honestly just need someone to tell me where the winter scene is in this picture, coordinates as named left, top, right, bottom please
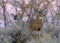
left=0, top=0, right=60, bottom=43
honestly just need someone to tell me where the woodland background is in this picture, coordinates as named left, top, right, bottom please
left=0, top=0, right=60, bottom=43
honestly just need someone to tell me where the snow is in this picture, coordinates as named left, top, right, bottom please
left=22, top=16, right=28, bottom=22
left=46, top=0, right=57, bottom=23
left=6, top=3, right=16, bottom=15
left=0, top=20, right=5, bottom=28
left=24, top=0, right=30, bottom=5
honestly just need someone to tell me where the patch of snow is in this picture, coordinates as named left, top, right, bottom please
left=22, top=16, right=28, bottom=22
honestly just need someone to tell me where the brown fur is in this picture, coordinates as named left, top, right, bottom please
left=29, top=12, right=43, bottom=31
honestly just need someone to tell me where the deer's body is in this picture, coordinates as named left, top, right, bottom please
left=29, top=12, right=43, bottom=31
left=29, top=12, right=43, bottom=40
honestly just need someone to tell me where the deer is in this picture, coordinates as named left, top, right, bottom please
left=16, top=0, right=51, bottom=40
left=28, top=0, right=51, bottom=40
left=28, top=11, right=43, bottom=40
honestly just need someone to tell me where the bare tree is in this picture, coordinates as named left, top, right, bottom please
left=2, top=0, right=7, bottom=28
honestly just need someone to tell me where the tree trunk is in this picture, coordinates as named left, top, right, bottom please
left=2, top=0, right=7, bottom=28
